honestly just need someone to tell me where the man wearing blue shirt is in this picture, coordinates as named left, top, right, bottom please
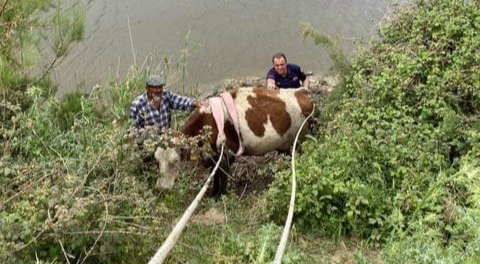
left=130, top=75, right=201, bottom=129
left=266, top=53, right=309, bottom=90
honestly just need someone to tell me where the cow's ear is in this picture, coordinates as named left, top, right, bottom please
left=161, top=147, right=179, bottom=163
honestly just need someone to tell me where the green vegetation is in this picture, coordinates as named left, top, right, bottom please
left=2, top=0, right=480, bottom=263
left=268, top=0, right=480, bottom=262
left=1, top=0, right=84, bottom=125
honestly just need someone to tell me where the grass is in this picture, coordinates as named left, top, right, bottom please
left=157, top=190, right=382, bottom=264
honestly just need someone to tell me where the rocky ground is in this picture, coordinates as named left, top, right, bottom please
left=214, top=74, right=337, bottom=97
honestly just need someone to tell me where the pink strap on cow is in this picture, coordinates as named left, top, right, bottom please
left=209, top=97, right=226, bottom=149
left=220, top=92, right=244, bottom=156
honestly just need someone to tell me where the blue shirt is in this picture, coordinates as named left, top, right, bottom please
left=130, top=91, right=193, bottom=129
left=266, top=63, right=307, bottom=88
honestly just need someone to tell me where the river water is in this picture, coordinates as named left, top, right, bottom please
left=54, top=0, right=407, bottom=96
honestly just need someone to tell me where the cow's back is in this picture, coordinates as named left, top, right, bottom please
left=234, top=87, right=312, bottom=155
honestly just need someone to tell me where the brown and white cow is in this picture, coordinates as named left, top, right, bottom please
left=155, top=86, right=313, bottom=198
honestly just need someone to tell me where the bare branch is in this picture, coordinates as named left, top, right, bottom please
left=32, top=57, right=58, bottom=87
left=0, top=0, right=10, bottom=19
left=0, top=174, right=50, bottom=209
left=79, top=188, right=109, bottom=264
left=59, top=240, right=72, bottom=264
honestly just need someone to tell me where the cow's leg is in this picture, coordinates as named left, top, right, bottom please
left=212, top=151, right=234, bottom=199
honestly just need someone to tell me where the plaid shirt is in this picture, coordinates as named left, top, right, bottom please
left=130, top=91, right=193, bottom=129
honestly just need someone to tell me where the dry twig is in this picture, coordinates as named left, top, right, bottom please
left=79, top=188, right=109, bottom=264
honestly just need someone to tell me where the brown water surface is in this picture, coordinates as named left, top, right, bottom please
left=54, top=0, right=406, bottom=96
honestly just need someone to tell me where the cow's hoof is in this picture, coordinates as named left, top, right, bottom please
left=210, top=190, right=228, bottom=201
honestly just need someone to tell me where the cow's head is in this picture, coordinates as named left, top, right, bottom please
left=153, top=123, right=214, bottom=191
left=154, top=146, right=181, bottom=190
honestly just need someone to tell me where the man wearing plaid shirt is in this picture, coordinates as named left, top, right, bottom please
left=130, top=75, right=201, bottom=129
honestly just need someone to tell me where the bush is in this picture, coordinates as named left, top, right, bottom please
left=0, top=0, right=85, bottom=127
left=267, top=0, right=480, bottom=253
left=0, top=77, right=184, bottom=263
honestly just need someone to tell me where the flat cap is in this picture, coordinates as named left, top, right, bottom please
left=145, top=75, right=165, bottom=87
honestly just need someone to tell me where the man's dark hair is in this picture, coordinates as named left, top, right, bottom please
left=272, top=53, right=287, bottom=63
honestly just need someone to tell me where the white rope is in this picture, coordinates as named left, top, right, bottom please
left=273, top=106, right=315, bottom=264
left=148, top=144, right=225, bottom=264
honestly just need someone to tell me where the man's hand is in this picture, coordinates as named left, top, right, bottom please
left=192, top=100, right=207, bottom=108
left=267, top=84, right=277, bottom=90
left=266, top=78, right=277, bottom=90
